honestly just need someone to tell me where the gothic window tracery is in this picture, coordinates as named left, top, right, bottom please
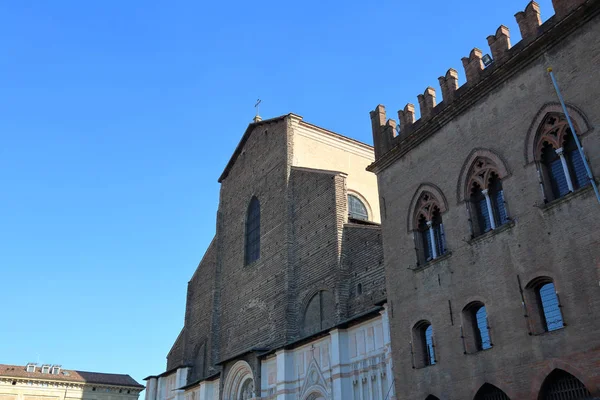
left=466, top=157, right=509, bottom=237
left=413, top=191, right=446, bottom=265
left=535, top=113, right=589, bottom=201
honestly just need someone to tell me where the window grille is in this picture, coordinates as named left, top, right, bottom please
left=245, top=197, right=260, bottom=265
left=541, top=370, right=591, bottom=400
left=348, top=194, right=368, bottom=221
left=538, top=283, right=564, bottom=331
left=474, top=384, right=510, bottom=400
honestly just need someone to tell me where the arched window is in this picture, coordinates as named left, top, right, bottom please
left=413, top=191, right=446, bottom=265
left=539, top=369, right=591, bottom=400
left=466, top=157, right=509, bottom=237
left=474, top=383, right=510, bottom=400
left=412, top=321, right=436, bottom=368
left=301, top=290, right=335, bottom=336
left=535, top=113, right=589, bottom=201
left=348, top=194, right=369, bottom=221
left=425, top=396, right=440, bottom=400
left=245, top=196, right=260, bottom=265
left=525, top=277, right=564, bottom=334
left=462, top=302, right=492, bottom=353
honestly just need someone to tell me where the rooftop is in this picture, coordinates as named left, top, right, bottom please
left=0, top=364, right=144, bottom=389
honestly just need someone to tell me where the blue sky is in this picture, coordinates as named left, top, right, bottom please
left=0, top=0, right=554, bottom=387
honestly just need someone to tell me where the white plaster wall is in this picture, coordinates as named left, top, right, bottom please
left=290, top=118, right=381, bottom=224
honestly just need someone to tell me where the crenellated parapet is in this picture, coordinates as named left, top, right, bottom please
left=368, top=0, right=592, bottom=165
left=515, top=1, right=542, bottom=40
left=438, top=69, right=459, bottom=105
left=487, top=25, right=511, bottom=63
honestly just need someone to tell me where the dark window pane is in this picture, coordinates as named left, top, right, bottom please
left=477, top=197, right=492, bottom=233
left=493, top=189, right=509, bottom=225
left=550, top=158, right=570, bottom=198
left=348, top=194, right=368, bottom=220
left=422, top=228, right=433, bottom=261
left=433, top=223, right=445, bottom=256
left=476, top=306, right=492, bottom=350
left=569, top=149, right=588, bottom=189
left=425, top=325, right=435, bottom=365
left=245, top=197, right=260, bottom=265
left=539, top=283, right=563, bottom=332
left=474, top=384, right=510, bottom=400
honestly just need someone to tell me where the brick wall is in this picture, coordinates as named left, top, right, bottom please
left=343, top=224, right=386, bottom=318
left=162, top=115, right=388, bottom=397
left=215, top=117, right=291, bottom=362
left=371, top=3, right=600, bottom=399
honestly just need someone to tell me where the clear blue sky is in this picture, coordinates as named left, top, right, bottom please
left=1, top=0, right=554, bottom=387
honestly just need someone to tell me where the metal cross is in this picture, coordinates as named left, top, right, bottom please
left=254, top=99, right=261, bottom=117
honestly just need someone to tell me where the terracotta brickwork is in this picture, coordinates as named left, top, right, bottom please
left=369, top=0, right=600, bottom=399
left=160, top=115, right=387, bottom=399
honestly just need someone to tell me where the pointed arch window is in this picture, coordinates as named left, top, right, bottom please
left=535, top=113, right=589, bottom=202
left=474, top=383, right=510, bottom=400
left=466, top=157, right=509, bottom=237
left=245, top=196, right=260, bottom=265
left=539, top=369, right=591, bottom=400
left=414, top=192, right=446, bottom=265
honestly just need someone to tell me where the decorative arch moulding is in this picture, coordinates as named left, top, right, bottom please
left=456, top=148, right=511, bottom=204
left=524, top=102, right=591, bottom=164
left=407, top=183, right=449, bottom=233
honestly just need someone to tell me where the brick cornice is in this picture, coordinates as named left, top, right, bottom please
left=367, top=0, right=600, bottom=175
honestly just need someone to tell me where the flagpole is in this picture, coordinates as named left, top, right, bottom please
left=547, top=67, right=600, bottom=205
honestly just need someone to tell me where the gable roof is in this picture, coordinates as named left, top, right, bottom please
left=218, top=113, right=375, bottom=183
left=218, top=115, right=289, bottom=183
left=0, top=364, right=144, bottom=388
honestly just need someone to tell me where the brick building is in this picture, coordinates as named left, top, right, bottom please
left=144, top=115, right=394, bottom=400
left=368, top=0, right=600, bottom=399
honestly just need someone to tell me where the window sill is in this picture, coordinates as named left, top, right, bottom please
left=464, top=346, right=494, bottom=355
left=539, top=184, right=594, bottom=212
left=413, top=364, right=437, bottom=370
left=531, top=326, right=566, bottom=336
left=468, top=221, right=515, bottom=244
left=412, top=252, right=452, bottom=272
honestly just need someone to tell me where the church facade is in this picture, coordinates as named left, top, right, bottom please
left=144, top=114, right=394, bottom=400
left=369, top=0, right=600, bottom=399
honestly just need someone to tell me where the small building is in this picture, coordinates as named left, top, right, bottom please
left=0, top=363, right=144, bottom=400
